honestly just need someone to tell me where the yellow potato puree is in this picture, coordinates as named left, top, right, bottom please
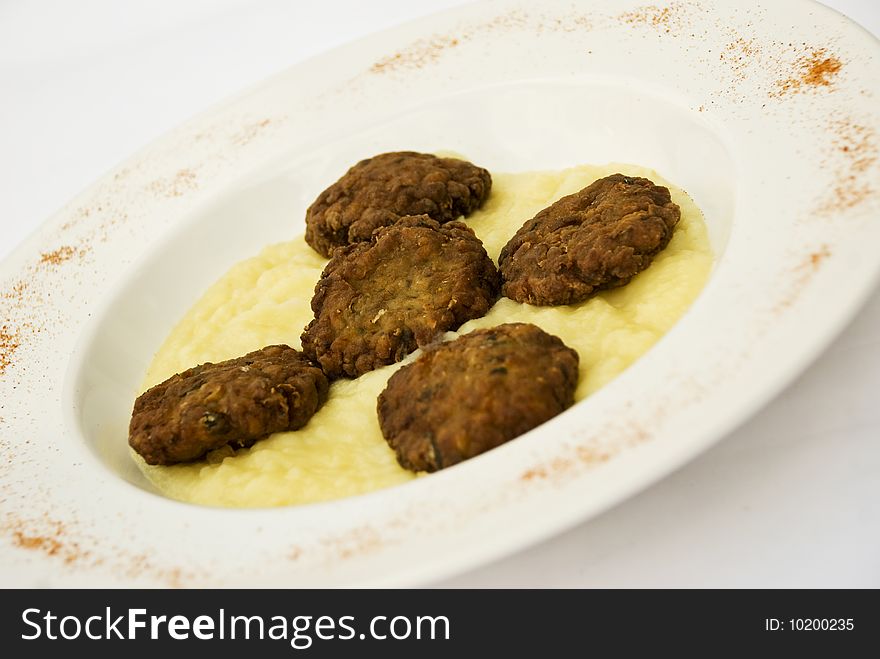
left=136, top=163, right=712, bottom=507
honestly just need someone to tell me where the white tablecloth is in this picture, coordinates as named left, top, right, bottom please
left=1, top=0, right=877, bottom=587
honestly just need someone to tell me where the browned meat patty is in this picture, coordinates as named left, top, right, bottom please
left=304, top=151, right=492, bottom=257
left=498, top=174, right=680, bottom=306
left=301, top=215, right=500, bottom=379
left=377, top=323, right=579, bottom=472
left=129, top=345, right=329, bottom=466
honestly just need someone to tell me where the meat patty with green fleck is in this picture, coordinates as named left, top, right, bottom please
left=301, top=215, right=500, bottom=379
left=377, top=323, right=579, bottom=472
left=499, top=174, right=680, bottom=306
left=304, top=151, right=492, bottom=257
left=129, top=345, right=328, bottom=465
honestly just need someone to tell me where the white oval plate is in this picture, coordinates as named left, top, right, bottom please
left=1, top=0, right=879, bottom=587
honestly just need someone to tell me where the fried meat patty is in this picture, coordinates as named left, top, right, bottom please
left=304, top=151, right=492, bottom=257
left=129, top=345, right=328, bottom=465
left=377, top=323, right=579, bottom=472
left=301, top=215, right=500, bottom=379
left=499, top=174, right=680, bottom=305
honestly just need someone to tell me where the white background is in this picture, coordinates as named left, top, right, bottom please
left=1, top=0, right=878, bottom=587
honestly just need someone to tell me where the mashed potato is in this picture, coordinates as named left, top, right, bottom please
left=136, top=164, right=712, bottom=507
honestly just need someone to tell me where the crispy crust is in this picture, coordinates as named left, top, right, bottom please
left=304, top=151, right=492, bottom=257
left=301, top=215, right=500, bottom=379
left=129, top=345, right=328, bottom=465
left=377, top=323, right=579, bottom=472
left=499, top=174, right=680, bottom=305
